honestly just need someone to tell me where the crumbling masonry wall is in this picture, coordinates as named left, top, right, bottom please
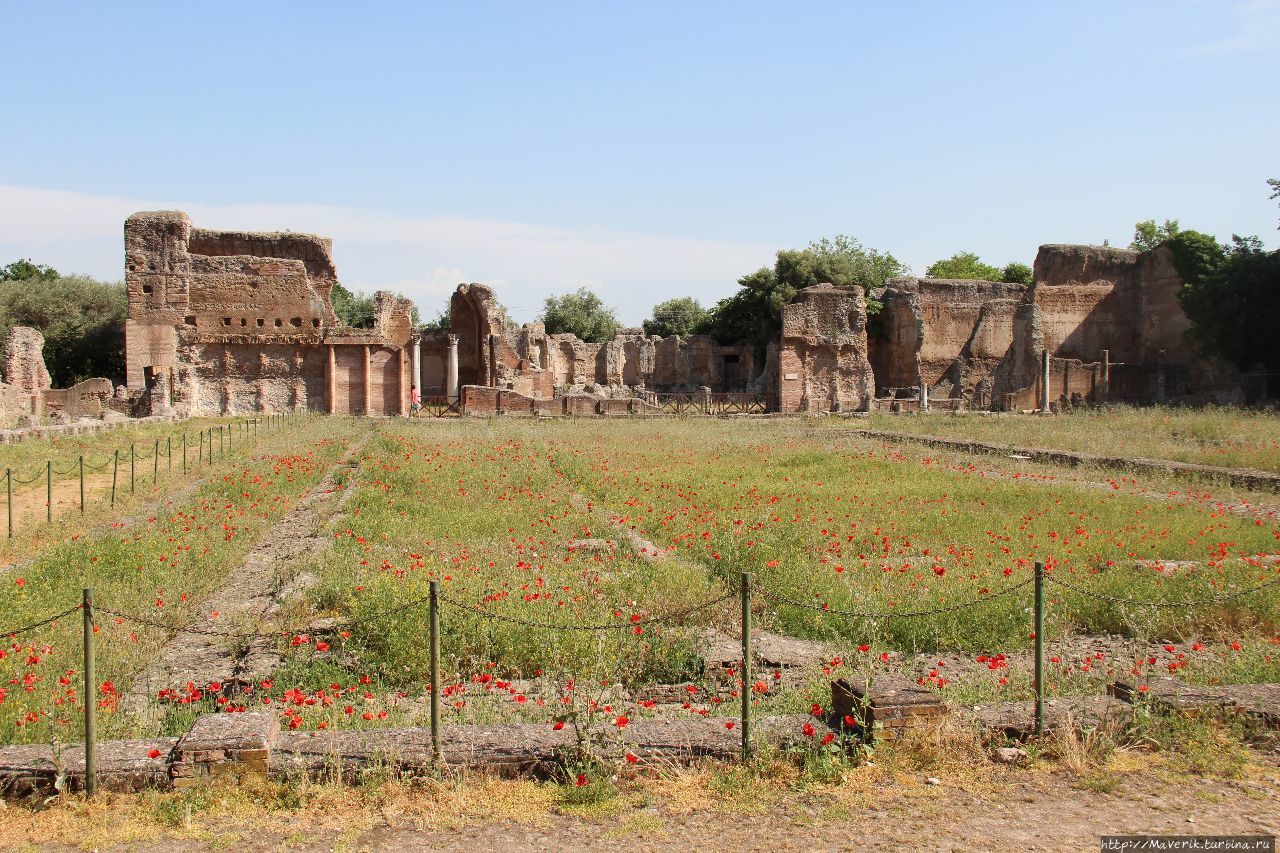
left=125, top=211, right=415, bottom=416
left=778, top=284, right=875, bottom=413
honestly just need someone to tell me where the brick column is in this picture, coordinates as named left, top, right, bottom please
left=363, top=345, right=372, bottom=416
left=326, top=345, right=336, bottom=415
left=398, top=346, right=407, bottom=417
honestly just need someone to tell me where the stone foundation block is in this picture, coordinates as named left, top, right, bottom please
left=832, top=677, right=948, bottom=741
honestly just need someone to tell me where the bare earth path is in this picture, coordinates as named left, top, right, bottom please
left=126, top=429, right=372, bottom=706
left=19, top=754, right=1279, bottom=852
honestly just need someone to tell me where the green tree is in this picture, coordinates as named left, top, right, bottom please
left=705, top=235, right=909, bottom=351
left=1178, top=232, right=1279, bottom=373
left=0, top=259, right=58, bottom=282
left=330, top=281, right=377, bottom=328
left=419, top=305, right=451, bottom=331
left=925, top=252, right=1003, bottom=281
left=1001, top=262, right=1033, bottom=285
left=1130, top=219, right=1181, bottom=252
left=540, top=288, right=619, bottom=342
left=1269, top=178, right=1279, bottom=229
left=642, top=297, right=710, bottom=337
left=0, top=273, right=127, bottom=385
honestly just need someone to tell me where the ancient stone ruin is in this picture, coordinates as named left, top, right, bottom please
left=0, top=326, right=116, bottom=429
left=119, top=210, right=1239, bottom=417
left=125, top=211, right=414, bottom=416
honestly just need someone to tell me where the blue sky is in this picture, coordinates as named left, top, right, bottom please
left=2, top=0, right=1277, bottom=325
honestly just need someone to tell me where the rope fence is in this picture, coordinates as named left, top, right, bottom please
left=6, top=556, right=1278, bottom=793
left=1, top=410, right=301, bottom=538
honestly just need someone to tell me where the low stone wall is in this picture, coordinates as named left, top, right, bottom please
left=0, top=712, right=816, bottom=801
left=0, top=413, right=182, bottom=444
left=853, top=427, right=1280, bottom=492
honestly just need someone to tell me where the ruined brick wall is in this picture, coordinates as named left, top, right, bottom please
left=126, top=211, right=415, bottom=416
left=869, top=279, right=1023, bottom=403
left=778, top=284, right=875, bottom=413
left=43, top=378, right=116, bottom=420
left=991, top=243, right=1234, bottom=407
left=511, top=326, right=761, bottom=395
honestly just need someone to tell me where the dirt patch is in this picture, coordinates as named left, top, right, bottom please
left=126, top=431, right=372, bottom=706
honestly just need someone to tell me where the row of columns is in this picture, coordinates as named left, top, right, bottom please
left=320, top=335, right=462, bottom=418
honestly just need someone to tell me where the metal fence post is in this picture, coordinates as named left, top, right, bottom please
left=46, top=460, right=52, bottom=523
left=79, top=455, right=85, bottom=514
left=430, top=579, right=442, bottom=763
left=5, top=468, right=11, bottom=537
left=83, top=587, right=97, bottom=797
left=153, top=439, right=160, bottom=485
left=741, top=571, right=752, bottom=762
left=111, top=451, right=119, bottom=507
left=129, top=443, right=136, bottom=494
left=208, top=428, right=213, bottom=466
left=167, top=436, right=172, bottom=471
left=1034, top=561, right=1045, bottom=735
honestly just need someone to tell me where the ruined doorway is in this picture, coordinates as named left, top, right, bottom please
left=722, top=354, right=741, bottom=391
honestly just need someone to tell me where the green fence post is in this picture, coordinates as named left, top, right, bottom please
left=430, top=579, right=442, bottom=763
left=6, top=468, right=11, bottom=538
left=1034, top=561, right=1045, bottom=736
left=111, top=450, right=119, bottom=507
left=83, top=587, right=97, bottom=797
left=741, top=571, right=752, bottom=762
left=129, top=444, right=136, bottom=494
left=153, top=439, right=160, bottom=485
left=79, top=455, right=85, bottom=514
left=46, top=460, right=52, bottom=523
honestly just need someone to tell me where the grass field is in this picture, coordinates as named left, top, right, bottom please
left=2, top=414, right=1277, bottom=747
left=851, top=406, right=1280, bottom=473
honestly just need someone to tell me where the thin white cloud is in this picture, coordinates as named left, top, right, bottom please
left=0, top=185, right=773, bottom=325
left=1192, top=0, right=1280, bottom=55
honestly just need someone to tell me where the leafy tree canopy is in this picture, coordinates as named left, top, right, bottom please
left=331, top=282, right=377, bottom=328
left=642, top=297, right=710, bottom=338
left=0, top=259, right=58, bottom=282
left=1175, top=230, right=1279, bottom=374
left=926, top=252, right=1002, bottom=281
left=1001, top=262, right=1034, bottom=285
left=1130, top=219, right=1182, bottom=252
left=704, top=236, right=909, bottom=351
left=540, top=288, right=619, bottom=343
left=925, top=253, right=1033, bottom=284
left=0, top=268, right=127, bottom=385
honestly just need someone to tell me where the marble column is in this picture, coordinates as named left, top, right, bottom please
left=412, top=335, right=422, bottom=399
left=446, top=334, right=460, bottom=404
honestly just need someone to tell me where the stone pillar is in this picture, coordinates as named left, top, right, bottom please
left=1156, top=349, right=1166, bottom=405
left=412, top=336, right=422, bottom=400
left=363, top=345, right=372, bottom=416
left=397, top=347, right=407, bottom=417
left=919, top=382, right=929, bottom=413
left=326, top=345, right=336, bottom=415
left=1040, top=350, right=1051, bottom=413
left=446, top=335, right=460, bottom=404
left=488, top=335, right=498, bottom=388
left=1100, top=349, right=1110, bottom=404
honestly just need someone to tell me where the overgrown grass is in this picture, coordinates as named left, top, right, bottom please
left=848, top=406, right=1280, bottom=473
left=0, top=414, right=356, bottom=744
